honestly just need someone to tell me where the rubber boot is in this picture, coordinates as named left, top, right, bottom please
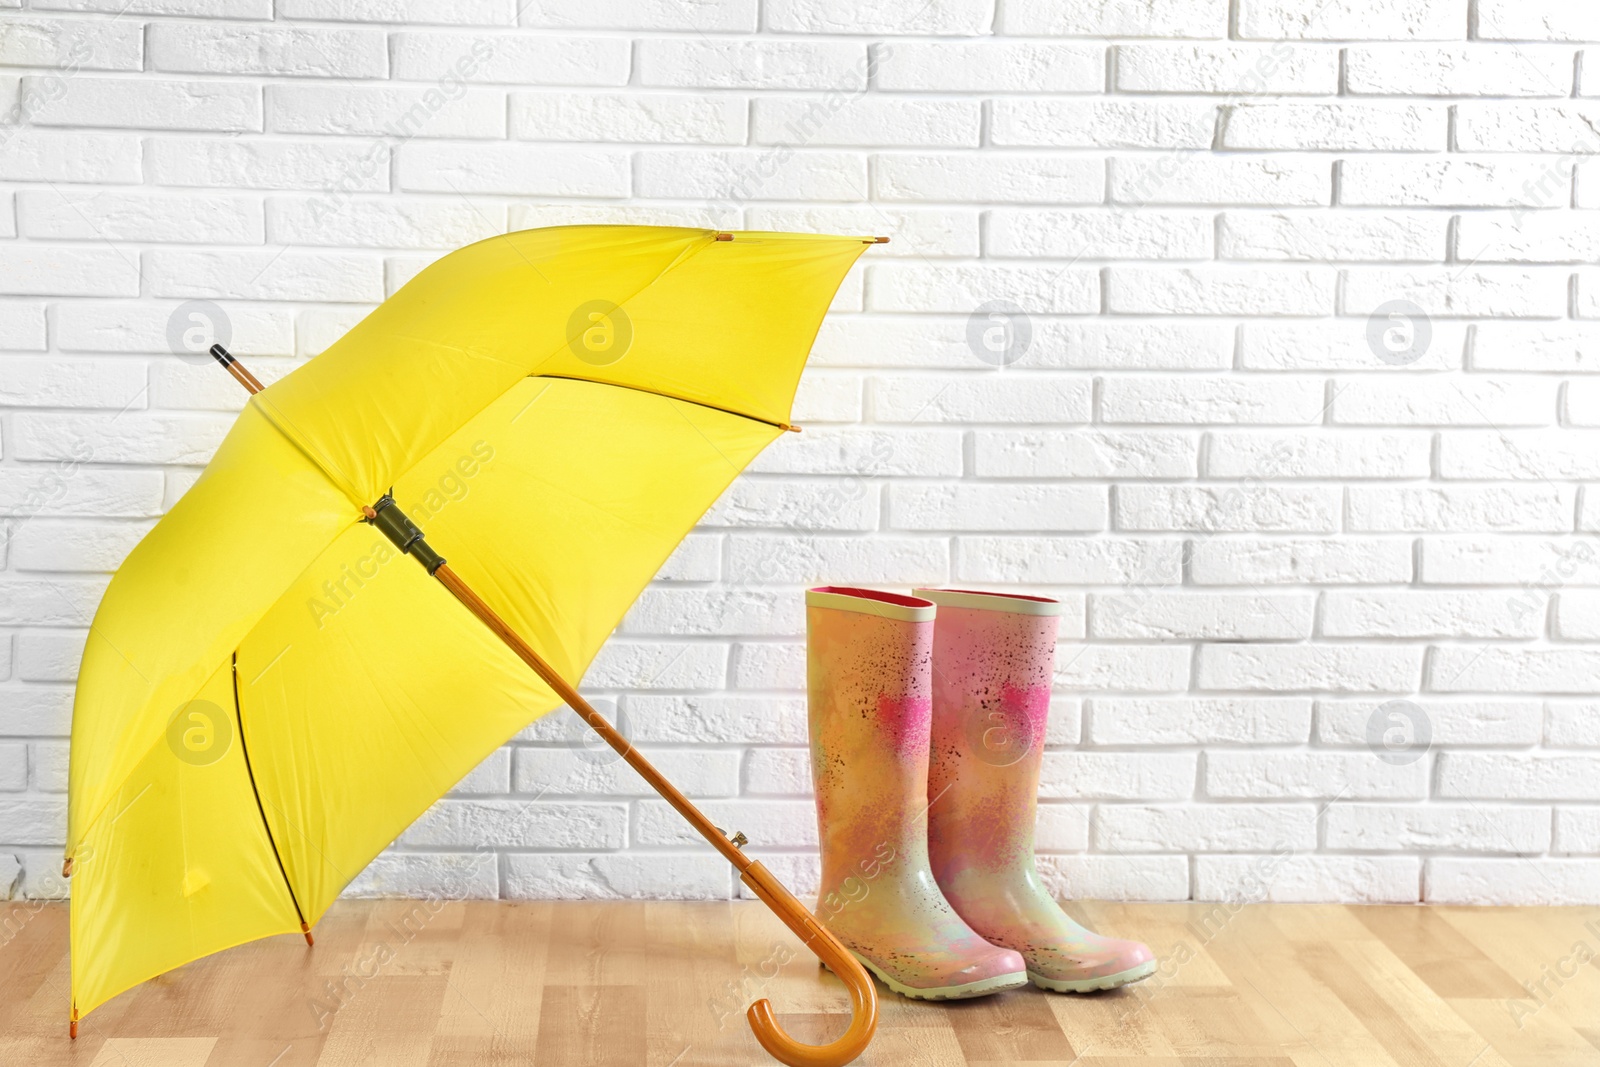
left=915, top=587, right=1156, bottom=993
left=806, top=586, right=1028, bottom=1000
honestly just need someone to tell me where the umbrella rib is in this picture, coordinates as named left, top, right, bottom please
left=231, top=651, right=315, bottom=946
left=534, top=373, right=799, bottom=434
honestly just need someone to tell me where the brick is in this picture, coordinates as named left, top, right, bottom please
left=1237, top=0, right=1464, bottom=40
left=57, top=301, right=292, bottom=355
left=1220, top=211, right=1446, bottom=261
left=1220, top=102, right=1446, bottom=150
left=1477, top=1, right=1600, bottom=42
left=402, top=799, right=625, bottom=849
left=627, top=695, right=806, bottom=745
left=1098, top=804, right=1317, bottom=852
left=0, top=131, right=139, bottom=183
left=1548, top=702, right=1600, bottom=747
left=623, top=588, right=802, bottom=637
left=1343, top=267, right=1568, bottom=318
left=1206, top=752, right=1427, bottom=798
left=1441, top=431, right=1600, bottom=479
left=767, top=0, right=990, bottom=34
left=868, top=263, right=1097, bottom=314
left=1323, top=591, right=1543, bottom=640
left=146, top=136, right=390, bottom=191
left=703, top=477, right=877, bottom=531
left=751, top=207, right=977, bottom=259
left=1118, top=485, right=1339, bottom=533
left=1348, top=44, right=1572, bottom=95
left=994, top=99, right=1214, bottom=149
left=1093, top=592, right=1313, bottom=639
left=975, top=430, right=1198, bottom=479
left=750, top=428, right=962, bottom=476
left=0, top=798, right=65, bottom=844
left=581, top=641, right=728, bottom=690
left=1101, top=377, right=1326, bottom=425
left=1002, top=0, right=1227, bottom=37
left=1107, top=266, right=1335, bottom=315
left=267, top=197, right=503, bottom=249
left=1328, top=804, right=1549, bottom=853
left=1317, top=697, right=1543, bottom=745
left=870, top=374, right=1091, bottom=423
left=0, top=247, right=138, bottom=297
left=0, top=300, right=47, bottom=350
left=1423, top=536, right=1600, bottom=587
left=391, top=32, right=629, bottom=85
left=1566, top=380, right=1600, bottom=426
left=1557, top=593, right=1600, bottom=640
left=1427, top=858, right=1600, bottom=904
left=1035, top=855, right=1189, bottom=901
left=30, top=0, right=268, bottom=14
left=1051, top=645, right=1191, bottom=691
left=1457, top=214, right=1600, bottom=265
left=755, top=96, right=978, bottom=148
left=19, top=190, right=263, bottom=244
left=988, top=210, right=1212, bottom=260
left=145, top=250, right=383, bottom=302
left=514, top=747, right=738, bottom=798
left=1348, top=485, right=1575, bottom=533
left=1038, top=753, right=1196, bottom=800
left=1241, top=320, right=1465, bottom=370
left=281, top=0, right=514, bottom=21
left=270, top=84, right=505, bottom=139
left=1198, top=645, right=1423, bottom=692
left=876, top=42, right=1102, bottom=92
left=1197, top=855, right=1419, bottom=903
left=0, top=357, right=147, bottom=410
left=1555, top=808, right=1600, bottom=853
left=397, top=142, right=628, bottom=197
left=744, top=746, right=810, bottom=793
left=343, top=853, right=497, bottom=899
left=636, top=149, right=862, bottom=201
left=637, top=39, right=865, bottom=90
left=1440, top=753, right=1600, bottom=799
left=520, top=0, right=754, bottom=29
left=957, top=537, right=1183, bottom=585
left=1207, top=431, right=1430, bottom=479
left=1113, top=154, right=1330, bottom=206
left=513, top=92, right=743, bottom=145
left=0, top=18, right=143, bottom=69
left=1116, top=43, right=1338, bottom=94
left=889, top=483, right=1105, bottom=532
left=722, top=535, right=947, bottom=586
left=25, top=75, right=259, bottom=132
left=637, top=798, right=814, bottom=848
left=12, top=412, right=231, bottom=466
left=1090, top=697, right=1310, bottom=744
left=1332, top=378, right=1556, bottom=427
left=1431, top=649, right=1600, bottom=694
left=148, top=22, right=386, bottom=77
left=1191, top=537, right=1413, bottom=585
left=877, top=152, right=1103, bottom=204
left=0, top=470, right=163, bottom=518
left=1341, top=157, right=1573, bottom=208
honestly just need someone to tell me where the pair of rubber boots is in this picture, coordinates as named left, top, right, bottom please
left=806, top=586, right=1154, bottom=1000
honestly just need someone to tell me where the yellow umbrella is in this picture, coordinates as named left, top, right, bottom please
left=66, top=225, right=884, bottom=1067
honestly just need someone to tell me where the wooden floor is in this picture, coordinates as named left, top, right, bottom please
left=4, top=898, right=1599, bottom=1066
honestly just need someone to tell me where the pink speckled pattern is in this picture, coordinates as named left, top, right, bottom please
left=918, top=588, right=1155, bottom=990
left=806, top=587, right=1026, bottom=996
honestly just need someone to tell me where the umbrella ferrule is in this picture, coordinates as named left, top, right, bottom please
left=365, top=493, right=447, bottom=575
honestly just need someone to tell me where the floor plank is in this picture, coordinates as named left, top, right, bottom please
left=2, top=900, right=1596, bottom=1067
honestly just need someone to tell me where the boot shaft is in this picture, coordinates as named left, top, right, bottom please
left=805, top=587, right=937, bottom=895
left=914, top=588, right=1063, bottom=878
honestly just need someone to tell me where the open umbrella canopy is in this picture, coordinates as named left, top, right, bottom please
left=66, top=225, right=873, bottom=1023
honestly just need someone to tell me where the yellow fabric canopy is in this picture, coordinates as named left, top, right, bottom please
left=66, top=225, right=871, bottom=1020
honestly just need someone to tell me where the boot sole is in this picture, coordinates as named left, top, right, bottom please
left=827, top=951, right=1030, bottom=1001
left=1028, top=958, right=1157, bottom=993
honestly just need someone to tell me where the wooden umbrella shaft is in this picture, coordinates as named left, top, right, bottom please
left=209, top=347, right=877, bottom=1067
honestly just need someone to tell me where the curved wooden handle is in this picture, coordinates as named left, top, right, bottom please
left=740, top=861, right=878, bottom=1067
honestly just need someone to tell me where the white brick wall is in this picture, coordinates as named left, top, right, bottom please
left=1, top=0, right=1597, bottom=907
